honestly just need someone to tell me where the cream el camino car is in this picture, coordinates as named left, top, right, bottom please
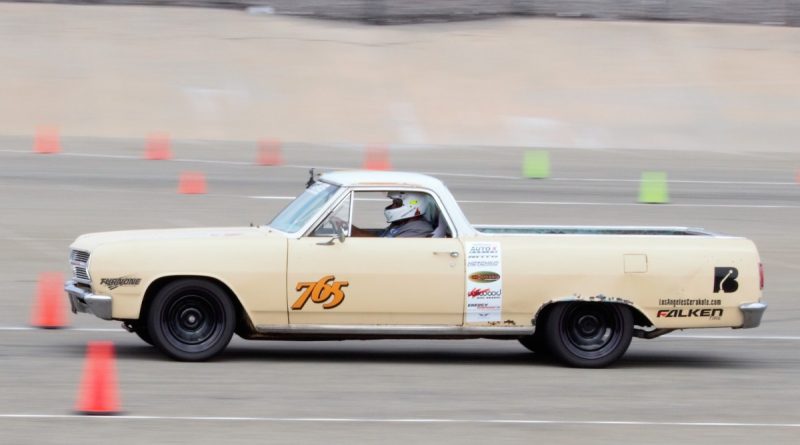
left=65, top=171, right=767, bottom=367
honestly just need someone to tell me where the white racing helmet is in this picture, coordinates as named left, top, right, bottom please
left=384, top=192, right=428, bottom=223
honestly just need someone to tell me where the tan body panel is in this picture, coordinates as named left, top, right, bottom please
left=287, top=237, right=465, bottom=325
left=81, top=228, right=287, bottom=325
left=77, top=229, right=761, bottom=330
left=486, top=235, right=760, bottom=329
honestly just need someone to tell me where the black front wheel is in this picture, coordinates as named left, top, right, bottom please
left=133, top=324, right=154, bottom=346
left=123, top=321, right=154, bottom=346
left=147, top=279, right=235, bottom=361
left=544, top=302, right=633, bottom=368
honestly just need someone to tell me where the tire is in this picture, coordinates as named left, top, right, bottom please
left=518, top=332, right=548, bottom=354
left=133, top=324, right=154, bottom=346
left=147, top=279, right=236, bottom=361
left=544, top=302, right=633, bottom=368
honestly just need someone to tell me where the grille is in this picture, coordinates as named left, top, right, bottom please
left=71, top=250, right=90, bottom=264
left=70, top=250, right=90, bottom=283
left=73, top=266, right=90, bottom=282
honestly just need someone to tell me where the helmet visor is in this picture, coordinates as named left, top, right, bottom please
left=385, top=197, right=403, bottom=210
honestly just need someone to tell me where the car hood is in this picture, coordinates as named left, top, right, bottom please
left=70, top=227, right=272, bottom=252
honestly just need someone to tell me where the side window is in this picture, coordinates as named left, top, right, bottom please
left=310, top=190, right=452, bottom=238
left=311, top=193, right=351, bottom=237
left=352, top=191, right=393, bottom=233
left=351, top=190, right=451, bottom=238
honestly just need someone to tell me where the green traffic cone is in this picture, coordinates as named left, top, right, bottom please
left=523, top=150, right=550, bottom=179
left=638, top=171, right=669, bottom=204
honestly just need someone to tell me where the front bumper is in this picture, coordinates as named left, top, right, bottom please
left=738, top=302, right=768, bottom=329
left=65, top=280, right=112, bottom=320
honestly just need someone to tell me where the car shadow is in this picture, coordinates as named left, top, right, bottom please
left=220, top=344, right=552, bottom=367
left=81, top=337, right=762, bottom=369
left=109, top=341, right=761, bottom=369
left=616, top=350, right=763, bottom=369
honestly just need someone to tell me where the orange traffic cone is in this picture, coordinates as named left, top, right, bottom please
left=144, top=133, right=172, bottom=160
left=76, top=341, right=121, bottom=415
left=31, top=272, right=67, bottom=329
left=34, top=126, right=61, bottom=154
left=257, top=138, right=283, bottom=166
left=178, top=171, right=207, bottom=194
left=363, top=144, right=391, bottom=170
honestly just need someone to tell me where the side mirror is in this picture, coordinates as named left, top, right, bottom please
left=334, top=220, right=346, bottom=243
left=316, top=221, right=346, bottom=246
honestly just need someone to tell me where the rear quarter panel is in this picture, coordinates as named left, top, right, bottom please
left=473, top=235, right=762, bottom=329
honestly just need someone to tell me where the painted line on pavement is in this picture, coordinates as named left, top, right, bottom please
left=248, top=195, right=800, bottom=209
left=247, top=195, right=296, bottom=200
left=0, top=414, right=797, bottom=428
left=1, top=150, right=796, bottom=186
left=663, top=334, right=800, bottom=340
left=550, top=177, right=798, bottom=186
left=0, top=326, right=124, bottom=332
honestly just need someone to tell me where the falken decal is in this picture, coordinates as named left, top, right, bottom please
left=657, top=308, right=724, bottom=319
left=100, top=276, right=142, bottom=290
left=292, top=275, right=349, bottom=310
left=468, top=271, right=501, bottom=283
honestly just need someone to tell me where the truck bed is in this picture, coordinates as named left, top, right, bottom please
left=474, top=225, right=718, bottom=236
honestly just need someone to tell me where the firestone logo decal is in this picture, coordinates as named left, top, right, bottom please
left=100, top=276, right=142, bottom=290
left=292, top=275, right=349, bottom=310
left=468, top=271, right=501, bottom=283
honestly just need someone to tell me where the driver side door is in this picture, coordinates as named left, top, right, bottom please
left=286, top=191, right=465, bottom=326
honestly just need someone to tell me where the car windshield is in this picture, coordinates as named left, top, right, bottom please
left=269, top=182, right=340, bottom=233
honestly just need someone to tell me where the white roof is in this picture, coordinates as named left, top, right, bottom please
left=318, top=169, right=478, bottom=237
left=320, top=170, right=445, bottom=190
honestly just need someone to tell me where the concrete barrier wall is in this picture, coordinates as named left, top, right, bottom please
left=6, top=0, right=800, bottom=26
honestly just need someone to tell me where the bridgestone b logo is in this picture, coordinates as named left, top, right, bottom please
left=100, top=277, right=142, bottom=290
left=714, top=267, right=738, bottom=293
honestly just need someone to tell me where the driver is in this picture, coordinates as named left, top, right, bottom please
left=350, top=192, right=434, bottom=238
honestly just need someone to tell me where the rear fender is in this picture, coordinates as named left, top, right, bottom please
left=533, top=294, right=653, bottom=329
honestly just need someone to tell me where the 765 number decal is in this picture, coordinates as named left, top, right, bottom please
left=292, top=275, right=349, bottom=310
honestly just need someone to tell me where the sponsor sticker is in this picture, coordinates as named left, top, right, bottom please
left=469, top=271, right=501, bottom=283
left=465, top=242, right=502, bottom=322
left=714, top=267, right=739, bottom=293
left=656, top=308, right=724, bottom=320
left=100, top=276, right=141, bottom=290
left=658, top=298, right=722, bottom=306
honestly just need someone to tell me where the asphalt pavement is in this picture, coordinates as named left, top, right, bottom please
left=0, top=139, right=798, bottom=444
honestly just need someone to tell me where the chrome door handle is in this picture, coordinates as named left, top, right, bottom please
left=433, top=251, right=459, bottom=258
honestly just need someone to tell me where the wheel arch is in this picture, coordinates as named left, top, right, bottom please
left=141, top=275, right=255, bottom=337
left=533, top=295, right=653, bottom=329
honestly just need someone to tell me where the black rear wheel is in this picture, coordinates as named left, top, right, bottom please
left=147, top=279, right=235, bottom=361
left=544, top=302, right=633, bottom=368
left=518, top=332, right=548, bottom=354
